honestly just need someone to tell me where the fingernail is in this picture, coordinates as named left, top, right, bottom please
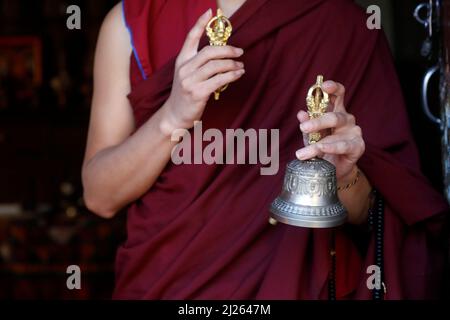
left=236, top=48, right=244, bottom=55
left=238, top=69, right=246, bottom=75
left=296, top=149, right=307, bottom=160
left=300, top=123, right=311, bottom=132
left=206, top=8, right=212, bottom=15
left=298, top=111, right=308, bottom=121
left=237, top=62, right=244, bottom=68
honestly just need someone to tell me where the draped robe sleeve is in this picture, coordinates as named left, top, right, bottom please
left=114, top=0, right=449, bottom=299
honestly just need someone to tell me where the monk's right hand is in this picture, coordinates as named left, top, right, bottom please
left=161, top=9, right=245, bottom=136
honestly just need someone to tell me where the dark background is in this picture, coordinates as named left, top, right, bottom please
left=0, top=0, right=447, bottom=299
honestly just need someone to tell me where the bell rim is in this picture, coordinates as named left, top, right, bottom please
left=269, top=197, right=347, bottom=228
left=269, top=211, right=347, bottom=228
left=270, top=197, right=346, bottom=216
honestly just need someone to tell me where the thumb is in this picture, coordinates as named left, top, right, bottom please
left=178, top=9, right=213, bottom=63
left=322, top=80, right=346, bottom=112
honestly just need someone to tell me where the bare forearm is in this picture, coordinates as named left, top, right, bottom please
left=338, top=167, right=373, bottom=225
left=84, top=9, right=245, bottom=218
left=82, top=104, right=176, bottom=217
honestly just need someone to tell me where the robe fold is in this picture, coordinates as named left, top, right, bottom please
left=114, top=0, right=449, bottom=299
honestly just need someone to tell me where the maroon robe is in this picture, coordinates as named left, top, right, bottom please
left=114, top=0, right=449, bottom=299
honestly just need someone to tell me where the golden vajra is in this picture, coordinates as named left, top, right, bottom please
left=206, top=9, right=233, bottom=100
left=306, top=75, right=330, bottom=144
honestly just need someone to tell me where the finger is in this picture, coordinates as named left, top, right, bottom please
left=299, top=112, right=350, bottom=133
left=296, top=131, right=354, bottom=159
left=297, top=110, right=309, bottom=123
left=302, top=132, right=309, bottom=148
left=300, top=129, right=347, bottom=149
left=298, top=111, right=311, bottom=147
left=189, top=45, right=244, bottom=71
left=322, top=80, right=346, bottom=112
left=295, top=143, right=324, bottom=161
left=192, top=60, right=244, bottom=82
left=178, top=9, right=213, bottom=63
left=315, top=133, right=349, bottom=145
left=316, top=139, right=360, bottom=156
left=200, top=69, right=246, bottom=95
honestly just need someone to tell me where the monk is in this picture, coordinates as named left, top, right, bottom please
left=82, top=0, right=449, bottom=299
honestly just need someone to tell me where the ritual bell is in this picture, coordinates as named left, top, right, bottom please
left=269, top=76, right=347, bottom=228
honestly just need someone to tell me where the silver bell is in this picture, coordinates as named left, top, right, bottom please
left=269, top=158, right=347, bottom=228
left=269, top=75, right=347, bottom=228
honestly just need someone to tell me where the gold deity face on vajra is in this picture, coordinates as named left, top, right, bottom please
left=206, top=9, right=233, bottom=100
left=306, top=75, right=330, bottom=144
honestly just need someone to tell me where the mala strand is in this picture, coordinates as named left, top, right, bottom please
left=370, top=190, right=385, bottom=300
left=328, top=230, right=337, bottom=301
left=328, top=190, right=386, bottom=300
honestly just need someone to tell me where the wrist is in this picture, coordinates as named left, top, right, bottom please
left=159, top=99, right=180, bottom=137
left=338, top=166, right=360, bottom=192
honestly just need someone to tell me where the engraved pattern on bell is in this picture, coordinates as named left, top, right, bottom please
left=270, top=158, right=347, bottom=228
left=284, top=159, right=337, bottom=197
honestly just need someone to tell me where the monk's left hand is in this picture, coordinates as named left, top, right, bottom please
left=295, top=80, right=365, bottom=185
